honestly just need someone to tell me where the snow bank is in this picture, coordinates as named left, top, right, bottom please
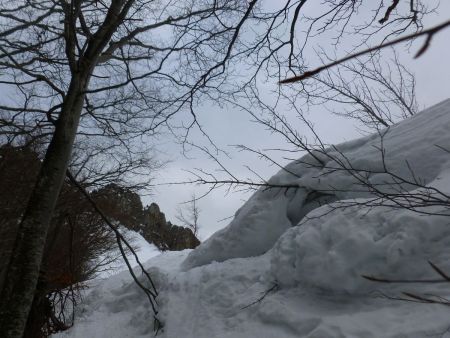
left=59, top=99, right=450, bottom=338
left=271, top=203, right=450, bottom=293
left=184, top=98, right=450, bottom=269
left=54, top=251, right=187, bottom=338
left=58, top=244, right=450, bottom=338
left=182, top=189, right=293, bottom=269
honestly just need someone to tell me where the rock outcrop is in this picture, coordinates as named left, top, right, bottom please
left=93, top=184, right=200, bottom=251
left=92, top=184, right=144, bottom=229
left=141, top=203, right=200, bottom=251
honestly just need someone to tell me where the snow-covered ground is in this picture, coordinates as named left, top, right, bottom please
left=56, top=99, right=450, bottom=338
left=98, top=227, right=161, bottom=279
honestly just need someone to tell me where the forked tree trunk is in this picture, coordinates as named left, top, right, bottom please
left=0, top=2, right=131, bottom=335
left=0, top=74, right=89, bottom=338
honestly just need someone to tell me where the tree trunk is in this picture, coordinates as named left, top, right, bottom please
left=0, top=74, right=89, bottom=338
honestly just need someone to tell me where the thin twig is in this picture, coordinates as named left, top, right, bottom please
left=280, top=19, right=450, bottom=84
left=241, top=283, right=279, bottom=310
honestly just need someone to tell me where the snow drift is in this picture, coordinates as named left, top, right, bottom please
left=271, top=204, right=450, bottom=293
left=57, top=99, right=450, bottom=338
left=183, top=98, right=450, bottom=270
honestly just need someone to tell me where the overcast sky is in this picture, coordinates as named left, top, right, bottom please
left=144, top=2, right=450, bottom=240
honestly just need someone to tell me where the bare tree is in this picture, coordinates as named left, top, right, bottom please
left=305, top=50, right=418, bottom=132
left=0, top=144, right=124, bottom=337
left=176, top=194, right=201, bottom=237
left=0, top=0, right=445, bottom=336
left=0, top=1, right=264, bottom=335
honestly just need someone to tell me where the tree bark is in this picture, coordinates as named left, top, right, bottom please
left=0, top=74, right=89, bottom=338
left=0, top=2, right=135, bottom=335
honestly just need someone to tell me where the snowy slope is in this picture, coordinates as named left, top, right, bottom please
left=98, top=226, right=161, bottom=278
left=56, top=99, right=450, bottom=338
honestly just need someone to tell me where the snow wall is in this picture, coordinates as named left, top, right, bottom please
left=183, top=99, right=450, bottom=281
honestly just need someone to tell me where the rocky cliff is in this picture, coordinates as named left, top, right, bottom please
left=138, top=203, right=200, bottom=251
left=93, top=185, right=200, bottom=251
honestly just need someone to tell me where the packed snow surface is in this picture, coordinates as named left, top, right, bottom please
left=56, top=99, right=450, bottom=337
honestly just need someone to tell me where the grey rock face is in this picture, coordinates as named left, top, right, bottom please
left=93, top=186, right=200, bottom=251
left=141, top=203, right=200, bottom=251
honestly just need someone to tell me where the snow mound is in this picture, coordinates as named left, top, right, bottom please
left=271, top=203, right=450, bottom=293
left=59, top=100, right=450, bottom=338
left=181, top=189, right=293, bottom=269
left=183, top=98, right=450, bottom=269
left=54, top=251, right=187, bottom=338
left=58, top=247, right=450, bottom=338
